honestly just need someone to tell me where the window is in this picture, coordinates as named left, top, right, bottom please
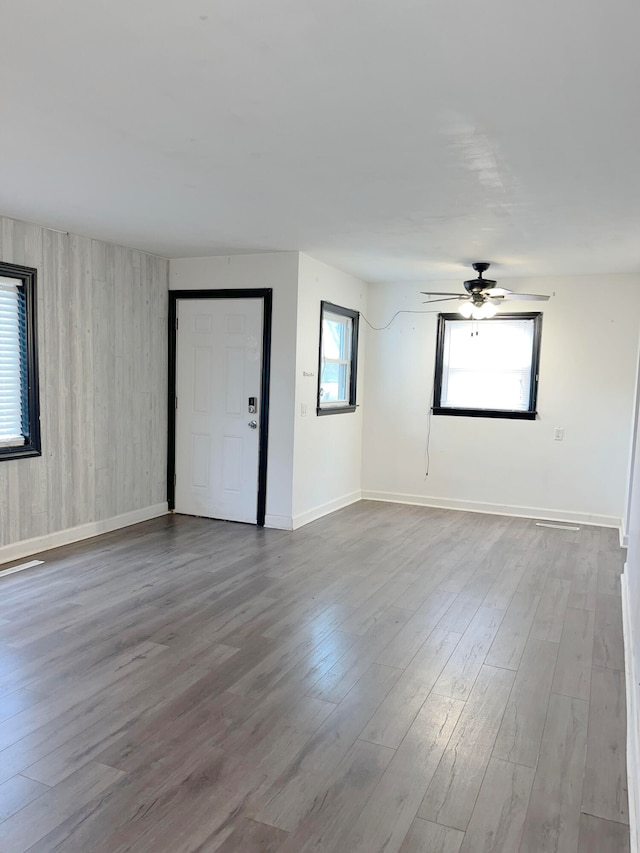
left=433, top=312, right=542, bottom=419
left=0, top=262, right=41, bottom=459
left=317, top=301, right=359, bottom=415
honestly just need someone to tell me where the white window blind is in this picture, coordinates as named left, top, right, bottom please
left=0, top=277, right=27, bottom=446
left=440, top=319, right=535, bottom=412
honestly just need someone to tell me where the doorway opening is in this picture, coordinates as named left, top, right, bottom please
left=167, top=289, right=272, bottom=526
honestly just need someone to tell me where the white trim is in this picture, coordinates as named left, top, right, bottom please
left=623, top=335, right=640, bottom=553
left=622, top=567, right=639, bottom=853
left=0, top=559, right=44, bottom=579
left=292, top=491, right=362, bottom=530
left=264, top=513, right=294, bottom=531
left=0, top=503, right=169, bottom=567
left=360, top=490, right=620, bottom=529
left=621, top=517, right=630, bottom=548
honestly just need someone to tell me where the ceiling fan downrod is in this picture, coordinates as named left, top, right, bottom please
left=471, top=262, right=491, bottom=277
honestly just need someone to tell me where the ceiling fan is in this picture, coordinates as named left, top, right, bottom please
left=421, top=262, right=550, bottom=319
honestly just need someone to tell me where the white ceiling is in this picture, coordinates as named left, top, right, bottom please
left=1, top=0, right=639, bottom=282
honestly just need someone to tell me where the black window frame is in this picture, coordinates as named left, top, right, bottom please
left=0, top=261, right=41, bottom=460
left=317, top=300, right=359, bottom=416
left=432, top=312, right=543, bottom=420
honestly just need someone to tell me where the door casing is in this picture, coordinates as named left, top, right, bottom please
left=168, top=289, right=273, bottom=526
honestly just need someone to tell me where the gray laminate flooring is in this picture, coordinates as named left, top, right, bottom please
left=0, top=502, right=630, bottom=852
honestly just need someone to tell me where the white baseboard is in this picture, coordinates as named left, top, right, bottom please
left=264, top=513, right=294, bottom=531
left=292, top=490, right=362, bottom=530
left=622, top=567, right=639, bottom=853
left=360, top=490, right=620, bottom=529
left=0, top=503, right=169, bottom=567
left=621, top=518, right=630, bottom=548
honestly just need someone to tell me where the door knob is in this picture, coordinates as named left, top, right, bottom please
left=248, top=420, right=258, bottom=429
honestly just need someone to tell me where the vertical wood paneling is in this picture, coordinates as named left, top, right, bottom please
left=2, top=220, right=22, bottom=546
left=23, top=222, right=47, bottom=537
left=0, top=215, right=168, bottom=549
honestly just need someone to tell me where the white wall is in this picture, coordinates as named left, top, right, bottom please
left=362, top=274, right=640, bottom=527
left=0, top=216, right=169, bottom=565
left=169, top=252, right=299, bottom=528
left=291, top=254, right=367, bottom=527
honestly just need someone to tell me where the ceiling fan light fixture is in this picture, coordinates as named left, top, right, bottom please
left=458, top=300, right=498, bottom=319
left=458, top=302, right=474, bottom=318
left=480, top=301, right=498, bottom=319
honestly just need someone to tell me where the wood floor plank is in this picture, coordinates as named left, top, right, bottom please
left=0, top=774, right=50, bottom=822
left=219, top=694, right=337, bottom=791
left=577, top=813, right=630, bottom=853
left=227, top=605, right=355, bottom=697
left=397, top=818, right=464, bottom=853
left=431, top=606, right=505, bottom=701
left=0, top=761, right=125, bottom=853
left=0, top=688, right=45, bottom=724
left=21, top=677, right=237, bottom=786
left=339, top=579, right=414, bottom=636
left=432, top=593, right=482, bottom=634
left=252, top=662, right=401, bottom=831
left=582, top=665, right=629, bottom=824
left=274, top=739, right=394, bottom=853
left=374, top=589, right=457, bottom=669
left=519, top=693, right=589, bottom=853
left=567, top=541, right=598, bottom=611
left=26, top=744, right=230, bottom=852
left=362, top=626, right=462, bottom=748
left=482, top=545, right=535, bottom=611
left=261, top=600, right=353, bottom=642
left=305, top=606, right=411, bottom=703
left=593, top=592, right=625, bottom=671
left=201, top=818, right=289, bottom=853
left=551, top=606, right=595, bottom=700
left=458, top=758, right=534, bottom=853
left=459, top=540, right=521, bottom=600
left=336, top=693, right=464, bottom=853
left=484, top=590, right=540, bottom=670
left=492, top=637, right=558, bottom=767
left=530, top=576, right=571, bottom=643
left=0, top=645, right=220, bottom=786
left=418, top=664, right=515, bottom=831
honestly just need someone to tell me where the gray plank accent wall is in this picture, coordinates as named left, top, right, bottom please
left=0, top=216, right=168, bottom=548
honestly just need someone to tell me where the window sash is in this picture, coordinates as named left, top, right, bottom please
left=317, top=301, right=359, bottom=414
left=320, top=312, right=353, bottom=405
left=435, top=315, right=541, bottom=416
left=0, top=279, right=27, bottom=444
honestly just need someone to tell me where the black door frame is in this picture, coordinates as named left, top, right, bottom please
left=168, top=288, right=273, bottom=527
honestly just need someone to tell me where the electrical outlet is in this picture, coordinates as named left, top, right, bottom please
left=554, top=427, right=564, bottom=441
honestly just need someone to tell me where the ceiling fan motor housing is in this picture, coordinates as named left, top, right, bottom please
left=464, top=261, right=496, bottom=295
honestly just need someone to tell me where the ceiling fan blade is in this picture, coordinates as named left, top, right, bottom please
left=421, top=296, right=467, bottom=304
left=501, top=293, right=550, bottom=301
left=484, top=287, right=510, bottom=296
left=419, top=291, right=466, bottom=296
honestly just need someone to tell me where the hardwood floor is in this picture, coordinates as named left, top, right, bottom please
left=0, top=502, right=630, bottom=852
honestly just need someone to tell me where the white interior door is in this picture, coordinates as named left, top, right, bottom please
left=175, top=298, right=263, bottom=523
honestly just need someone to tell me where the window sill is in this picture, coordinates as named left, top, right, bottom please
left=317, top=405, right=357, bottom=416
left=432, top=407, right=537, bottom=420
